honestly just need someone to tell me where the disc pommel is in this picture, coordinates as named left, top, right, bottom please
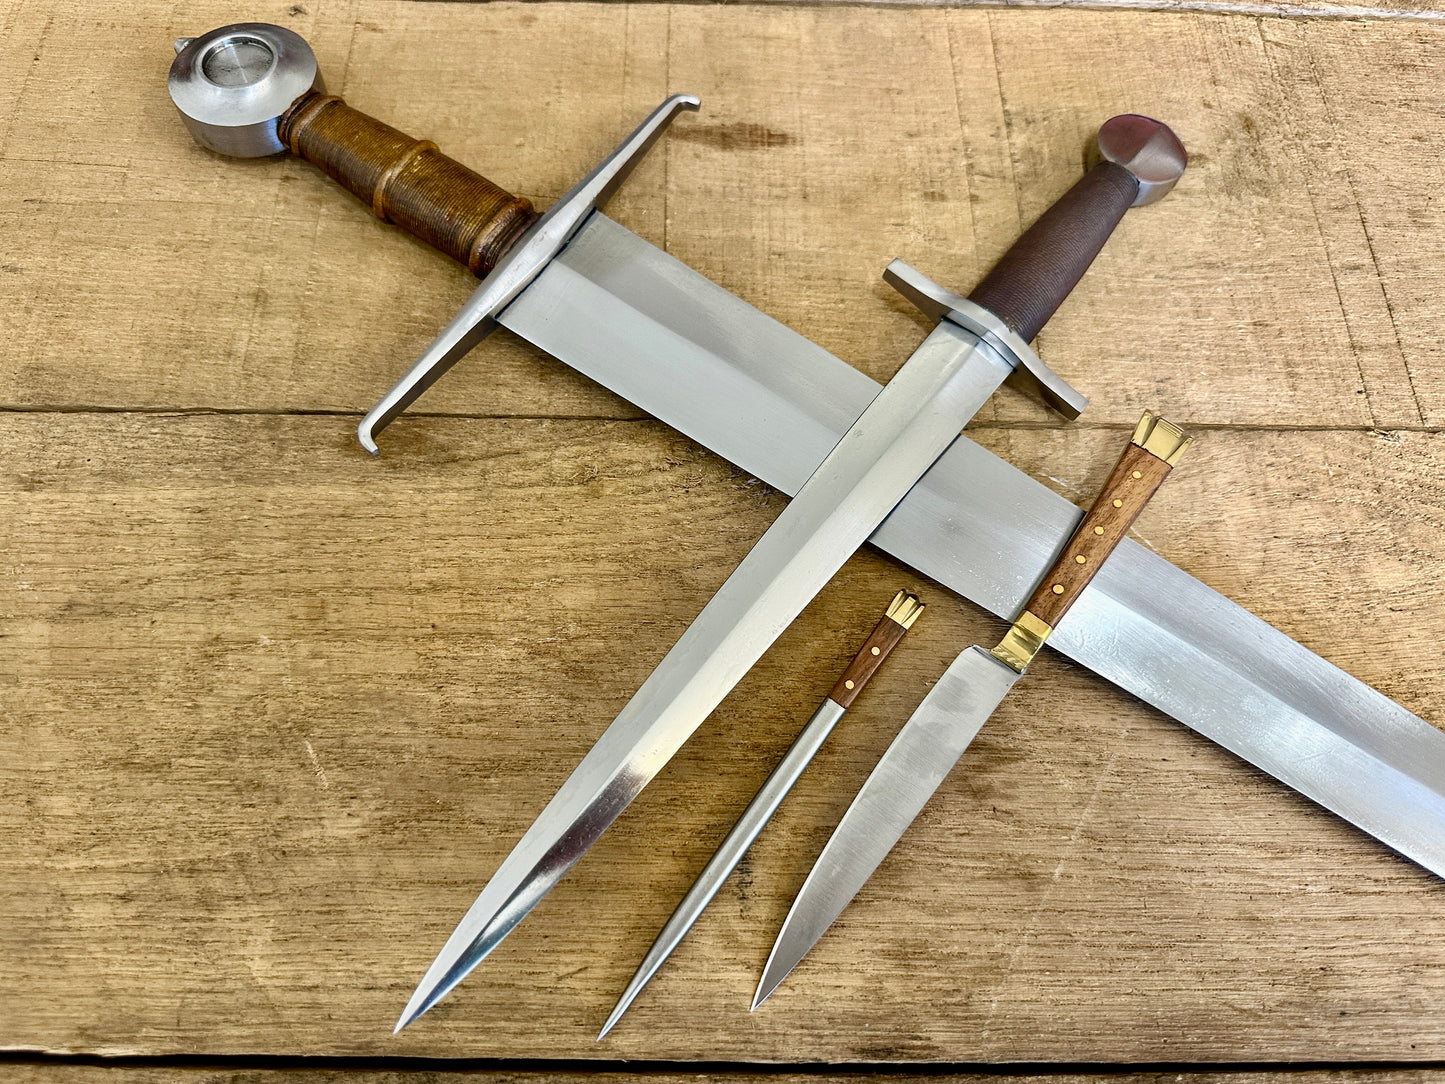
left=169, top=24, right=322, bottom=158
left=1092, top=114, right=1188, bottom=207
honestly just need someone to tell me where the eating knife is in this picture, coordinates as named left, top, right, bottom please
left=754, top=411, right=1190, bottom=1007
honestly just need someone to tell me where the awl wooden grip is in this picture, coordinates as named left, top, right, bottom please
left=279, top=90, right=539, bottom=276
left=828, top=591, right=924, bottom=709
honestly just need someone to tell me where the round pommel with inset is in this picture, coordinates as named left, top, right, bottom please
left=1093, top=114, right=1187, bottom=207
left=170, top=24, right=323, bottom=158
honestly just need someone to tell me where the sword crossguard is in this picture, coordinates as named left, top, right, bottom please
left=356, top=93, right=700, bottom=454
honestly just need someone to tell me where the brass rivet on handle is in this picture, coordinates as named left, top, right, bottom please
left=1094, top=526, right=1104, bottom=535
left=1075, top=555, right=1086, bottom=564
left=1112, top=499, right=1123, bottom=508
left=1132, top=470, right=1142, bottom=479
left=844, top=680, right=856, bottom=690
left=1052, top=585, right=1064, bottom=595
left=871, top=647, right=881, bottom=656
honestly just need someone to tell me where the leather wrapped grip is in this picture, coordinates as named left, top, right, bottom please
left=278, top=90, right=539, bottom=276
left=967, top=160, right=1140, bottom=344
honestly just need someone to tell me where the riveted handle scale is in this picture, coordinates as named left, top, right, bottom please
left=1024, top=416, right=1187, bottom=629
left=967, top=161, right=1140, bottom=344
left=279, top=90, right=539, bottom=276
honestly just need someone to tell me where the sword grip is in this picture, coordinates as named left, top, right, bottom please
left=278, top=90, right=539, bottom=276
left=967, top=115, right=1186, bottom=344
left=1023, top=412, right=1190, bottom=631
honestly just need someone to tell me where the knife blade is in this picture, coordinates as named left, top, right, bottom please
left=753, top=411, right=1191, bottom=1007
left=598, top=590, right=924, bottom=1040
left=394, top=119, right=1182, bottom=1030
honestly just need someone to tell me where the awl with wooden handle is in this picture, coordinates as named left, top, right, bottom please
left=598, top=590, right=924, bottom=1039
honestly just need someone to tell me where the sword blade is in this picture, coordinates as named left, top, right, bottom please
left=754, top=646, right=1020, bottom=1008
left=497, top=211, right=1445, bottom=878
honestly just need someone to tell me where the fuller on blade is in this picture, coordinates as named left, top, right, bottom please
left=754, top=413, right=1191, bottom=1007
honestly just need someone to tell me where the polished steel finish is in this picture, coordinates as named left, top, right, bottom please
left=1092, top=114, right=1188, bottom=207
left=884, top=260, right=1088, bottom=420
left=357, top=95, right=699, bottom=453
left=754, top=646, right=1021, bottom=1008
left=169, top=24, right=323, bottom=158
left=598, top=696, right=847, bottom=1040
left=397, top=310, right=1021, bottom=1030
left=498, top=214, right=1445, bottom=885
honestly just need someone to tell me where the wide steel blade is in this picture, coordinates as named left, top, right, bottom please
left=398, top=279, right=1013, bottom=1026
left=754, top=646, right=1019, bottom=1007
left=495, top=210, right=1445, bottom=881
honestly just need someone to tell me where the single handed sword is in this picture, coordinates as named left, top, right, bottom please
left=169, top=22, right=1445, bottom=1026
left=754, top=412, right=1190, bottom=1007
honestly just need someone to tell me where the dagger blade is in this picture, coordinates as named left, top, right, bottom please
left=396, top=319, right=1015, bottom=1030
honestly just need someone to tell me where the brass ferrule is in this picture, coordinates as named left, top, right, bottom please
left=885, top=590, right=925, bottom=629
left=1132, top=411, right=1192, bottom=465
left=990, top=610, right=1054, bottom=673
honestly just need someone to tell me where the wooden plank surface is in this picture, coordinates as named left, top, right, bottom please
left=2, top=0, right=1444, bottom=1070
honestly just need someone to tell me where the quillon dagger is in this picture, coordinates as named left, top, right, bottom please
left=169, top=25, right=1445, bottom=1020
left=598, top=591, right=925, bottom=1040
left=754, top=412, right=1190, bottom=1007
left=391, top=116, right=1182, bottom=1029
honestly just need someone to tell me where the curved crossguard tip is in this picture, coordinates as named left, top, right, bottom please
left=883, top=259, right=1089, bottom=420
left=359, top=94, right=701, bottom=454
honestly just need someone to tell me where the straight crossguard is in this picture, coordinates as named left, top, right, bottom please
left=171, top=23, right=1445, bottom=1030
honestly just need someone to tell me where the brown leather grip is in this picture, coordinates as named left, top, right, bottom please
left=278, top=90, right=539, bottom=276
left=968, top=160, right=1139, bottom=344
left=1023, top=439, right=1174, bottom=629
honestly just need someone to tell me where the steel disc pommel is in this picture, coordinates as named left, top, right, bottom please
left=1091, top=114, right=1187, bottom=206
left=169, top=24, right=323, bottom=158
left=169, top=22, right=539, bottom=277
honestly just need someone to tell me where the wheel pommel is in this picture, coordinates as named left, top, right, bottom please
left=169, top=23, right=323, bottom=158
left=1093, top=115, right=1187, bottom=207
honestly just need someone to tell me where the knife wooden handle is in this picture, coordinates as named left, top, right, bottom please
left=1025, top=412, right=1190, bottom=629
left=828, top=591, right=924, bottom=708
left=967, top=115, right=1186, bottom=343
left=278, top=90, right=539, bottom=276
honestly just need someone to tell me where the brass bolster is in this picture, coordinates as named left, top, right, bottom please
left=991, top=610, right=1054, bottom=673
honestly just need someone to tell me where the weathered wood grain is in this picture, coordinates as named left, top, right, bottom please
left=0, top=414, right=1440, bottom=1061
left=0, top=4, right=1444, bottom=429
left=4, top=0, right=1445, bottom=1071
